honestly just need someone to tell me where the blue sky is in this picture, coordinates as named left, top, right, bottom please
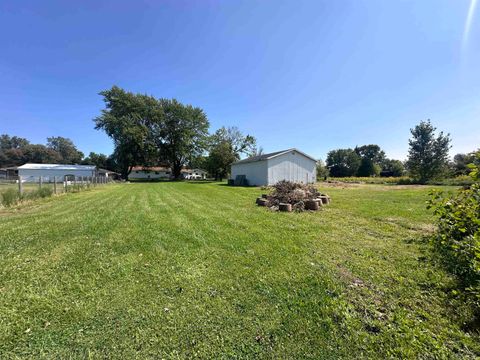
left=0, top=0, right=479, bottom=161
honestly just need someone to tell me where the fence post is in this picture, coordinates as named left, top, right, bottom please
left=18, top=175, right=23, bottom=196
left=39, top=176, right=43, bottom=189
left=53, top=176, right=57, bottom=194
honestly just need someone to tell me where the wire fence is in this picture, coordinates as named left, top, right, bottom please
left=0, top=175, right=113, bottom=197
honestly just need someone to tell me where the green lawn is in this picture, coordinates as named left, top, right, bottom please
left=0, top=182, right=478, bottom=358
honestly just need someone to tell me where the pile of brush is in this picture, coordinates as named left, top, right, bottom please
left=256, top=180, right=330, bottom=212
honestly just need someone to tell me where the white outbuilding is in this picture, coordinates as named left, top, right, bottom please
left=17, top=163, right=97, bottom=182
left=230, top=148, right=317, bottom=186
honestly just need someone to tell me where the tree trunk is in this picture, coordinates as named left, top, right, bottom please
left=172, top=162, right=182, bottom=180
left=122, top=165, right=132, bottom=181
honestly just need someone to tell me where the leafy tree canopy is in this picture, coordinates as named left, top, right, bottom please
left=47, top=136, right=84, bottom=163
left=406, top=120, right=451, bottom=183
left=452, top=151, right=479, bottom=176
left=0, top=134, right=87, bottom=168
left=326, top=148, right=361, bottom=177
left=0, top=135, right=30, bottom=150
left=153, top=98, right=210, bottom=179
left=206, top=127, right=257, bottom=180
left=94, top=86, right=162, bottom=179
left=355, top=144, right=386, bottom=164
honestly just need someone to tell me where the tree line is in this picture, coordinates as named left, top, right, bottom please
left=0, top=133, right=120, bottom=170
left=2, top=86, right=477, bottom=184
left=322, top=120, right=478, bottom=183
left=0, top=135, right=85, bottom=167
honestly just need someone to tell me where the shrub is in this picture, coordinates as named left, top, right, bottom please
left=1, top=186, right=54, bottom=207
left=1, top=189, right=20, bottom=207
left=428, top=152, right=480, bottom=321
left=37, top=187, right=53, bottom=198
left=426, top=175, right=473, bottom=186
left=324, top=176, right=473, bottom=186
left=326, top=176, right=412, bottom=185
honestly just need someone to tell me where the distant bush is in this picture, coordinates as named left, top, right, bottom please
left=426, top=175, right=473, bottom=186
left=323, top=176, right=473, bottom=186
left=325, top=176, right=411, bottom=185
left=428, top=152, right=480, bottom=323
left=1, top=189, right=21, bottom=207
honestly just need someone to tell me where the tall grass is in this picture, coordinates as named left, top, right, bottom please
left=0, top=187, right=54, bottom=207
left=325, top=175, right=473, bottom=186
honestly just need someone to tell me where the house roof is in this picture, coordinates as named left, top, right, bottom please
left=131, top=166, right=207, bottom=173
left=131, top=166, right=170, bottom=172
left=232, top=148, right=317, bottom=165
left=98, top=168, right=120, bottom=174
left=18, top=163, right=96, bottom=171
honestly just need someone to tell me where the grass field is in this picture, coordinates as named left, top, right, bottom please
left=0, top=182, right=478, bottom=358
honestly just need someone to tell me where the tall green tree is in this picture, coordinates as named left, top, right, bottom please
left=210, top=127, right=257, bottom=158
left=47, top=136, right=84, bottom=163
left=94, top=86, right=160, bottom=179
left=153, top=99, right=210, bottom=179
left=406, top=120, right=451, bottom=183
left=354, top=144, right=385, bottom=177
left=95, top=87, right=210, bottom=180
left=357, top=158, right=380, bottom=177
left=316, top=159, right=329, bottom=179
left=205, top=142, right=237, bottom=181
left=206, top=126, right=257, bottom=180
left=354, top=144, right=386, bottom=164
left=326, top=149, right=361, bottom=177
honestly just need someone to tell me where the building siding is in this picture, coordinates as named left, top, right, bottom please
left=231, top=160, right=268, bottom=186
left=18, top=168, right=96, bottom=181
left=129, top=170, right=170, bottom=179
left=267, top=151, right=316, bottom=185
left=231, top=150, right=316, bottom=186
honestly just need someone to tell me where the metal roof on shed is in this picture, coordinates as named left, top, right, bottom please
left=232, top=148, right=317, bottom=165
left=17, top=163, right=96, bottom=170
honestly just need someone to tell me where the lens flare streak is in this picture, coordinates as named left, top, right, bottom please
left=462, top=0, right=478, bottom=51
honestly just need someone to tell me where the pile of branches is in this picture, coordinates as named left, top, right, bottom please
left=262, top=180, right=326, bottom=211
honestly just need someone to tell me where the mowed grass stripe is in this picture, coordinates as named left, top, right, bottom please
left=0, top=182, right=478, bottom=358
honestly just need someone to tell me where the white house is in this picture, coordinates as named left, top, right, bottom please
left=129, top=166, right=208, bottom=180
left=17, top=163, right=97, bottom=182
left=183, top=168, right=208, bottom=180
left=129, top=166, right=171, bottom=180
left=230, top=148, right=317, bottom=186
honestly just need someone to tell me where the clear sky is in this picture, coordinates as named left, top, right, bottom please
left=1, top=0, right=479, bottom=161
